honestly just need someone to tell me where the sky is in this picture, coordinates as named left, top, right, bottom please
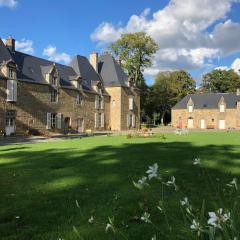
left=1, top=0, right=240, bottom=85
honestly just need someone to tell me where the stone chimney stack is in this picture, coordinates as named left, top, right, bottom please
left=90, top=52, right=98, bottom=73
left=6, top=36, right=15, bottom=52
left=237, top=88, right=240, bottom=96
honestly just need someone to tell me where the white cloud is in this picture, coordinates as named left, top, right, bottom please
left=0, top=0, right=17, bottom=8
left=2, top=38, right=34, bottom=54
left=43, top=45, right=71, bottom=64
left=16, top=39, right=34, bottom=54
left=91, top=0, right=240, bottom=78
left=231, top=58, right=240, bottom=74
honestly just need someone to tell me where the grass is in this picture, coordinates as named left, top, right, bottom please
left=0, top=132, right=240, bottom=239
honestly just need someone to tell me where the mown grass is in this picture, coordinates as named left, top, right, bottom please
left=0, top=132, right=240, bottom=240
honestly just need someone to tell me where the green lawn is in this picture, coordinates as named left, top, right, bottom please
left=0, top=133, right=240, bottom=240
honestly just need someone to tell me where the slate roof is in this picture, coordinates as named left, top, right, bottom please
left=173, top=93, right=240, bottom=109
left=0, top=37, right=129, bottom=92
left=98, top=54, right=128, bottom=87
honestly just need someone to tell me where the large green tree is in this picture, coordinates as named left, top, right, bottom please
left=202, top=69, right=240, bottom=93
left=109, top=32, right=158, bottom=121
left=110, top=32, right=159, bottom=86
left=148, top=71, right=196, bottom=124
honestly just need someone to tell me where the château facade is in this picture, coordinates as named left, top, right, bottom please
left=0, top=36, right=140, bottom=136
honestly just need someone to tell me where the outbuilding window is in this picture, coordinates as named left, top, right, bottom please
left=219, top=104, right=225, bottom=112
left=188, top=105, right=193, bottom=113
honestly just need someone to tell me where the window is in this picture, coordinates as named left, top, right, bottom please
left=188, top=105, right=193, bottom=113
left=220, top=104, right=225, bottom=112
left=95, top=95, right=102, bottom=109
left=50, top=89, right=58, bottom=103
left=127, top=114, right=136, bottom=128
left=95, top=113, right=104, bottom=128
left=5, top=110, right=16, bottom=127
left=51, top=76, right=58, bottom=86
left=129, top=97, right=133, bottom=110
left=8, top=68, right=15, bottom=79
left=76, top=93, right=83, bottom=105
left=7, top=79, right=17, bottom=102
left=47, top=113, right=62, bottom=129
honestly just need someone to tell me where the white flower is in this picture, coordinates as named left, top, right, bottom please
left=166, top=176, right=178, bottom=191
left=180, top=197, right=189, bottom=206
left=190, top=219, right=202, bottom=236
left=133, top=176, right=149, bottom=190
left=208, top=208, right=231, bottom=229
left=146, top=163, right=159, bottom=180
left=88, top=216, right=94, bottom=224
left=226, top=178, right=238, bottom=190
left=15, top=216, right=20, bottom=219
left=105, top=217, right=115, bottom=233
left=193, top=158, right=201, bottom=165
left=151, top=235, right=157, bottom=240
left=141, top=212, right=151, bottom=223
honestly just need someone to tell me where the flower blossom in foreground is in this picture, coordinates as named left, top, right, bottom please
left=190, top=219, right=202, bottom=236
left=146, top=163, right=159, bottom=180
left=226, top=178, right=238, bottom=190
left=193, top=158, right=201, bottom=165
left=166, top=176, right=178, bottom=191
left=141, top=212, right=151, bottom=223
left=208, top=208, right=231, bottom=229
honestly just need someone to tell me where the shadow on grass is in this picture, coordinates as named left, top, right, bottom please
left=0, top=139, right=240, bottom=240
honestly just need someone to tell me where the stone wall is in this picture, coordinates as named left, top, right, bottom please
left=0, top=78, right=110, bottom=135
left=171, top=108, right=240, bottom=129
left=106, top=86, right=140, bottom=131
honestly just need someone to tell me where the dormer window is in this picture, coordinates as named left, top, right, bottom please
left=219, top=104, right=225, bottom=113
left=51, top=76, right=58, bottom=86
left=188, top=105, right=193, bottom=113
left=8, top=68, right=15, bottom=79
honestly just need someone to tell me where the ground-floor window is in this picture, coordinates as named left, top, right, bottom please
left=47, top=113, right=62, bottom=129
left=6, top=110, right=16, bottom=127
left=95, top=113, right=104, bottom=128
left=127, top=114, right=136, bottom=128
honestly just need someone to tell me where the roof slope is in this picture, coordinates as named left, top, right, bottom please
left=70, top=55, right=101, bottom=89
left=98, top=54, right=128, bottom=87
left=11, top=51, right=77, bottom=87
left=173, top=93, right=240, bottom=109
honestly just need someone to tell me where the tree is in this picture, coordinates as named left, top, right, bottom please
left=201, top=69, right=240, bottom=93
left=149, top=71, right=196, bottom=124
left=109, top=32, right=159, bottom=86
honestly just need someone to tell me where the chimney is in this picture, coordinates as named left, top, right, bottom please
left=237, top=88, right=240, bottom=96
left=6, top=36, right=15, bottom=52
left=90, top=52, right=98, bottom=72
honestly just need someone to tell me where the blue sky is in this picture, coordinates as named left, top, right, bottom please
left=1, top=0, right=240, bottom=85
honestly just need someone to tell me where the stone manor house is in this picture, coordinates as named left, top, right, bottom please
left=0, top=37, right=140, bottom=136
left=172, top=92, right=240, bottom=130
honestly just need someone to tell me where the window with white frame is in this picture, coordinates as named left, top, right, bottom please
left=129, top=97, right=133, bottom=110
left=219, top=104, right=225, bottom=112
left=127, top=114, right=136, bottom=128
left=8, top=68, right=15, bottom=79
left=51, top=76, right=58, bottom=86
left=95, top=112, right=104, bottom=128
left=188, top=105, right=193, bottom=113
left=7, top=79, right=17, bottom=102
left=47, top=113, right=62, bottom=129
left=50, top=89, right=58, bottom=103
left=76, top=93, right=83, bottom=105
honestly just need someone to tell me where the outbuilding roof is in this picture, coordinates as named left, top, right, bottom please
left=173, top=93, right=240, bottom=109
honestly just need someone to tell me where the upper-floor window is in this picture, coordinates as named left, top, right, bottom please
left=50, top=89, right=58, bottom=103
left=220, top=104, right=225, bottom=112
left=8, top=68, right=15, bottom=79
left=51, top=76, right=58, bottom=86
left=95, top=95, right=104, bottom=109
left=129, top=97, right=134, bottom=110
left=76, top=93, right=83, bottom=105
left=7, top=79, right=17, bottom=102
left=188, top=105, right=193, bottom=113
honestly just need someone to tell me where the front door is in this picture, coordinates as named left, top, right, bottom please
left=77, top=118, right=84, bottom=133
left=5, top=110, right=16, bottom=136
left=219, top=120, right=225, bottom=130
left=64, top=117, right=70, bottom=134
left=187, top=118, right=193, bottom=129
left=200, top=119, right=205, bottom=129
